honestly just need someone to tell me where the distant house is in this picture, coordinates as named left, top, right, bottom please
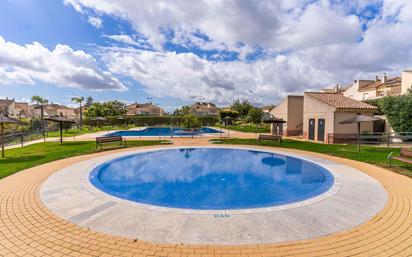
left=126, top=103, right=164, bottom=116
left=30, top=103, right=75, bottom=118
left=189, top=102, right=219, bottom=116
left=74, top=106, right=87, bottom=117
left=0, top=98, right=15, bottom=116
left=14, top=102, right=30, bottom=118
left=321, top=85, right=348, bottom=94
left=0, top=98, right=30, bottom=118
left=303, top=92, right=377, bottom=143
left=343, top=70, right=412, bottom=101
left=270, top=96, right=303, bottom=136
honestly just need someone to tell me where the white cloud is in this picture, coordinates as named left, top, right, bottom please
left=58, top=0, right=412, bottom=105
left=102, top=34, right=152, bottom=49
left=63, top=0, right=366, bottom=52
left=88, top=16, right=103, bottom=28
left=102, top=48, right=336, bottom=105
left=0, top=36, right=127, bottom=91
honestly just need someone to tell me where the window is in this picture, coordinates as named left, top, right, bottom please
left=362, top=93, right=369, bottom=100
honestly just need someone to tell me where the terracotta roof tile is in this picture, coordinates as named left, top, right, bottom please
left=359, top=77, right=401, bottom=92
left=305, top=92, right=377, bottom=110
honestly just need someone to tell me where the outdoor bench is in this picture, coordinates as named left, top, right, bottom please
left=257, top=134, right=282, bottom=144
left=388, top=147, right=412, bottom=166
left=96, top=136, right=126, bottom=150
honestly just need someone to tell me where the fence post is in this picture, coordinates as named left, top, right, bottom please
left=387, top=133, right=390, bottom=148
left=21, top=134, right=24, bottom=147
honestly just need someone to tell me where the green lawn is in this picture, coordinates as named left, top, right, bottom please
left=0, top=140, right=165, bottom=179
left=213, top=138, right=412, bottom=178
left=46, top=125, right=130, bottom=138
left=222, top=124, right=270, bottom=133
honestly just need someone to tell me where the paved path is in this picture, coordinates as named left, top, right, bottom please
left=1, top=140, right=412, bottom=256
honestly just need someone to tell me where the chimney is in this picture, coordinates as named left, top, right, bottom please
left=382, top=73, right=387, bottom=83
left=335, top=84, right=339, bottom=93
left=375, top=76, right=379, bottom=82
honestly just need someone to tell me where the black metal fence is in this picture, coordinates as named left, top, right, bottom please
left=3, top=131, right=46, bottom=147
left=328, top=132, right=412, bottom=146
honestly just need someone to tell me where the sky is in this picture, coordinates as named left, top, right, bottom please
left=0, top=0, right=411, bottom=111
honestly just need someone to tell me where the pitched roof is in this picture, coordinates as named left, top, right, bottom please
left=305, top=92, right=377, bottom=110
left=127, top=103, right=161, bottom=109
left=359, top=77, right=401, bottom=92
left=31, top=104, right=72, bottom=110
left=0, top=99, right=14, bottom=107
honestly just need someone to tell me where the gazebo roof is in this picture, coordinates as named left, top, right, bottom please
left=340, top=114, right=381, bottom=124
left=45, top=116, right=76, bottom=123
left=90, top=116, right=106, bottom=121
left=262, top=113, right=286, bottom=124
left=0, top=115, right=27, bottom=125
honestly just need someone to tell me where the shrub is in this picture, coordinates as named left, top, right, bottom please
left=182, top=114, right=201, bottom=129
left=247, top=107, right=263, bottom=124
left=379, top=94, right=412, bottom=132
left=84, top=115, right=219, bottom=127
left=364, top=99, right=384, bottom=115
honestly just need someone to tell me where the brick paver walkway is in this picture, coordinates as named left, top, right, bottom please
left=1, top=142, right=412, bottom=256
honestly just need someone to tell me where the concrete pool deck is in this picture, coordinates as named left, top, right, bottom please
left=40, top=146, right=385, bottom=245
left=0, top=140, right=412, bottom=256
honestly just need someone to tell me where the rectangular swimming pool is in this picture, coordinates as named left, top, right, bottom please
left=106, top=127, right=223, bottom=137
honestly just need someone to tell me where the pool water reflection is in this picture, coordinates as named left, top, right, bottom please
left=89, top=148, right=334, bottom=210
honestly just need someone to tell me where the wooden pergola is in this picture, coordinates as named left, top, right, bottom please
left=340, top=114, right=381, bottom=151
left=90, top=116, right=106, bottom=128
left=45, top=116, right=76, bottom=144
left=262, top=114, right=286, bottom=135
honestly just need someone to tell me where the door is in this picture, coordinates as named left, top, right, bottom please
left=318, top=119, right=325, bottom=142
left=308, top=119, right=315, bottom=140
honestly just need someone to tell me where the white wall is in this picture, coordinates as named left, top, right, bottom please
left=343, top=83, right=359, bottom=99
left=334, top=111, right=374, bottom=134
left=303, top=95, right=335, bottom=142
left=401, top=70, right=412, bottom=95
left=270, top=95, right=303, bottom=136
left=343, top=80, right=376, bottom=101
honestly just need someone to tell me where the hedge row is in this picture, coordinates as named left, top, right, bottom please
left=84, top=115, right=219, bottom=127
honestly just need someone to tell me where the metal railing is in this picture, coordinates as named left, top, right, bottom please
left=328, top=132, right=412, bottom=146
left=3, top=130, right=46, bottom=147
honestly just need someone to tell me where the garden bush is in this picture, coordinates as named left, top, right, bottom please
left=379, top=94, right=412, bottom=132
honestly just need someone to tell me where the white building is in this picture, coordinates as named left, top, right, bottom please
left=343, top=70, right=412, bottom=101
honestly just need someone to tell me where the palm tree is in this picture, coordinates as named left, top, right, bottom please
left=71, top=96, right=85, bottom=128
left=31, top=95, right=48, bottom=135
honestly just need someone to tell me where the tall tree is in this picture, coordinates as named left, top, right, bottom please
left=231, top=99, right=253, bottom=118
left=85, top=96, right=94, bottom=108
left=84, top=100, right=126, bottom=118
left=173, top=105, right=190, bottom=116
left=71, top=96, right=85, bottom=128
left=31, top=95, right=48, bottom=134
left=248, top=107, right=263, bottom=125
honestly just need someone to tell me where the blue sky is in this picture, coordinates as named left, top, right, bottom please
left=0, top=0, right=411, bottom=111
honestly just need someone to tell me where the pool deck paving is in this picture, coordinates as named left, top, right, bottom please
left=1, top=138, right=412, bottom=256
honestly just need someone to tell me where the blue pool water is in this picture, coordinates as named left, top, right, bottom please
left=106, top=127, right=222, bottom=137
left=90, top=148, right=334, bottom=210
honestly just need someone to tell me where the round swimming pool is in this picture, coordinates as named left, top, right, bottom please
left=89, top=148, right=334, bottom=210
